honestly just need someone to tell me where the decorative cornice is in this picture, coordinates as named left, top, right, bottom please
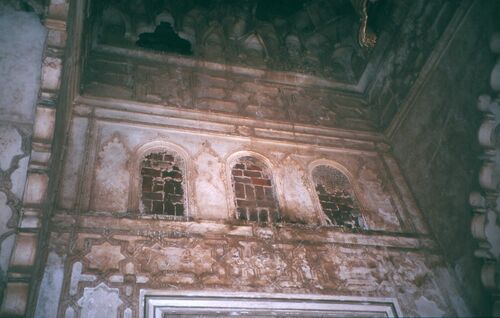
left=76, top=95, right=385, bottom=154
left=51, top=212, right=437, bottom=252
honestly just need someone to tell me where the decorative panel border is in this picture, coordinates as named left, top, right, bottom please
left=140, top=291, right=402, bottom=318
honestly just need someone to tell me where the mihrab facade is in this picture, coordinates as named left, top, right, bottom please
left=0, top=0, right=499, bottom=317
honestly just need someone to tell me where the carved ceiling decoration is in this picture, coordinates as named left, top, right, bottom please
left=92, top=0, right=387, bottom=83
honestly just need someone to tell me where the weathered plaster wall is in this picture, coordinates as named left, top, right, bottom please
left=390, top=1, right=499, bottom=315
left=32, top=89, right=470, bottom=316
left=38, top=215, right=467, bottom=318
left=83, top=50, right=374, bottom=131
left=0, top=2, right=47, bottom=302
left=55, top=102, right=418, bottom=233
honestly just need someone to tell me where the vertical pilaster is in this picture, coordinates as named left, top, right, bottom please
left=0, top=0, right=70, bottom=316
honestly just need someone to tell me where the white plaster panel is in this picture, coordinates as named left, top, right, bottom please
left=415, top=296, right=445, bottom=317
left=0, top=192, right=11, bottom=235
left=65, top=307, right=75, bottom=318
left=0, top=234, right=15, bottom=274
left=357, top=164, right=401, bottom=231
left=58, top=117, right=88, bottom=209
left=0, top=126, right=23, bottom=171
left=124, top=308, right=132, bottom=318
left=0, top=5, right=47, bottom=123
left=0, top=282, right=29, bottom=315
left=277, top=160, right=317, bottom=223
left=194, top=152, right=228, bottom=219
left=77, top=283, right=122, bottom=318
left=10, top=155, right=29, bottom=199
left=40, top=56, right=62, bottom=91
left=24, top=173, right=48, bottom=204
left=92, top=137, right=130, bottom=212
left=33, top=107, right=56, bottom=141
left=47, top=29, right=67, bottom=48
left=34, top=252, right=65, bottom=318
left=10, top=233, right=37, bottom=267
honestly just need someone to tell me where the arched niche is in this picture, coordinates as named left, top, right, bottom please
left=309, top=161, right=365, bottom=229
left=128, top=141, right=190, bottom=219
left=226, top=151, right=280, bottom=224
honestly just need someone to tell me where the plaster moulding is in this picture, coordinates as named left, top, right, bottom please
left=140, top=291, right=403, bottom=318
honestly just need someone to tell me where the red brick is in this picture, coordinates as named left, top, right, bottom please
left=244, top=170, right=261, bottom=178
left=264, top=187, right=274, bottom=200
left=257, top=200, right=276, bottom=209
left=234, top=177, right=251, bottom=184
left=141, top=167, right=161, bottom=177
left=142, top=200, right=152, bottom=212
left=175, top=203, right=184, bottom=216
left=245, top=185, right=255, bottom=200
left=251, top=178, right=271, bottom=186
left=255, top=186, right=265, bottom=200
left=232, top=169, right=243, bottom=176
left=152, top=183, right=164, bottom=192
left=259, top=209, right=268, bottom=222
left=169, top=194, right=183, bottom=204
left=164, top=181, right=176, bottom=194
left=246, top=165, right=262, bottom=171
left=237, top=208, right=247, bottom=220
left=270, top=210, right=280, bottom=222
left=164, top=201, right=175, bottom=215
left=143, top=192, right=163, bottom=200
left=235, top=183, right=245, bottom=199
left=236, top=200, right=255, bottom=208
left=152, top=201, right=163, bottom=213
left=163, top=170, right=182, bottom=179
left=249, top=209, right=259, bottom=221
left=234, top=163, right=245, bottom=170
left=142, top=176, right=152, bottom=192
left=163, top=154, right=174, bottom=162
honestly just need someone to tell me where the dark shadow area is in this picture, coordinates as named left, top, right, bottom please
left=136, top=22, right=192, bottom=55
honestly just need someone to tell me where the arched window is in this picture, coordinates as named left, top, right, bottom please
left=140, top=151, right=185, bottom=216
left=312, top=165, right=363, bottom=229
left=231, top=156, right=279, bottom=223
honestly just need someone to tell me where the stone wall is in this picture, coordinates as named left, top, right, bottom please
left=0, top=2, right=47, bottom=304
left=389, top=1, right=499, bottom=315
